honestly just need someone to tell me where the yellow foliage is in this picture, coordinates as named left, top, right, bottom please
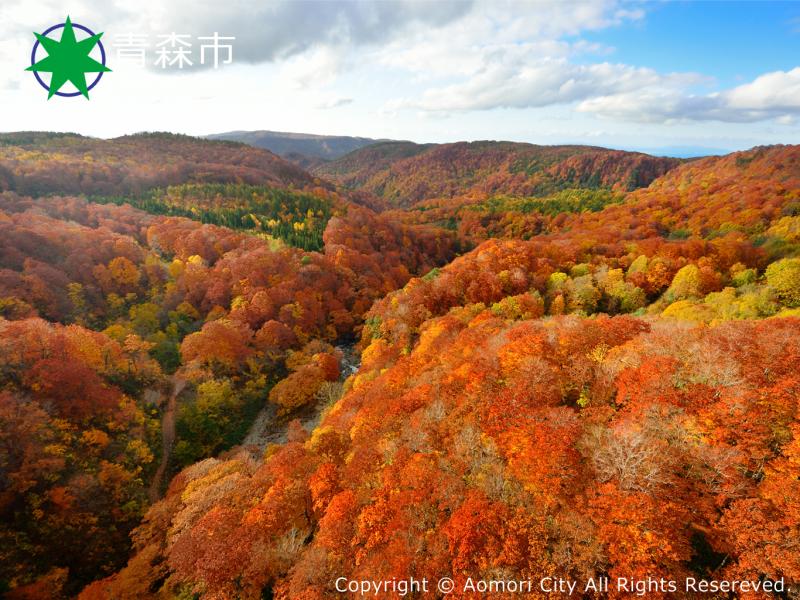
left=181, top=460, right=245, bottom=503
left=168, top=258, right=185, bottom=279
left=81, top=429, right=111, bottom=448
left=351, top=369, right=379, bottom=391
left=767, top=215, right=800, bottom=242
left=108, top=257, right=141, bottom=287
left=666, top=264, right=702, bottom=300
left=662, top=299, right=716, bottom=322
left=360, top=338, right=389, bottom=371
left=587, top=343, right=610, bottom=363
left=126, top=439, right=154, bottom=464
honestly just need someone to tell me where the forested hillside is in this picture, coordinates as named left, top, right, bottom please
left=313, top=141, right=682, bottom=208
left=0, top=133, right=459, bottom=596
left=0, top=132, right=317, bottom=197
left=0, top=134, right=798, bottom=599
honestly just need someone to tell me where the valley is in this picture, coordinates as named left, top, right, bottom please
left=0, top=133, right=798, bottom=599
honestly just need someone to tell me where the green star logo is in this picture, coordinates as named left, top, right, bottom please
left=26, top=16, right=111, bottom=100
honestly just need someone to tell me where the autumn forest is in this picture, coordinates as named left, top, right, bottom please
left=0, top=131, right=799, bottom=599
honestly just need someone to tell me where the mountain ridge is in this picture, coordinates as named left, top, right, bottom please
left=206, top=130, right=393, bottom=161
left=313, top=140, right=685, bottom=208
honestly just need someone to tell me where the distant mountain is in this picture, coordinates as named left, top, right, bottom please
left=206, top=130, right=391, bottom=160
left=312, top=140, right=683, bottom=207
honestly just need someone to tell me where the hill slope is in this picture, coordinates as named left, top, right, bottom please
left=389, top=144, right=800, bottom=245
left=313, top=140, right=683, bottom=208
left=2, top=134, right=800, bottom=598
left=0, top=132, right=317, bottom=197
left=83, top=145, right=800, bottom=600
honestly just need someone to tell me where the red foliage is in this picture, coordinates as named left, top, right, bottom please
left=0, top=318, right=160, bottom=592
left=314, top=140, right=680, bottom=207
left=99, top=314, right=800, bottom=598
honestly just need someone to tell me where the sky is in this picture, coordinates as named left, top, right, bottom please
left=1, top=0, right=799, bottom=156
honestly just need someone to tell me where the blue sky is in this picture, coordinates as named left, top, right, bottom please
left=584, top=1, right=800, bottom=86
left=1, top=0, right=799, bottom=156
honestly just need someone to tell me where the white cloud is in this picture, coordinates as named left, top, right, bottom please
left=1, top=0, right=799, bottom=144
left=354, top=0, right=800, bottom=125
left=578, top=67, right=800, bottom=123
left=724, top=68, right=800, bottom=116
left=278, top=46, right=347, bottom=89
left=125, top=0, right=475, bottom=67
left=315, top=95, right=353, bottom=109
left=375, top=0, right=637, bottom=79
left=389, top=58, right=704, bottom=112
left=0, top=0, right=475, bottom=74
left=366, top=1, right=705, bottom=119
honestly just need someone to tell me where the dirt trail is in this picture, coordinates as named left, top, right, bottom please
left=148, top=376, right=186, bottom=503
